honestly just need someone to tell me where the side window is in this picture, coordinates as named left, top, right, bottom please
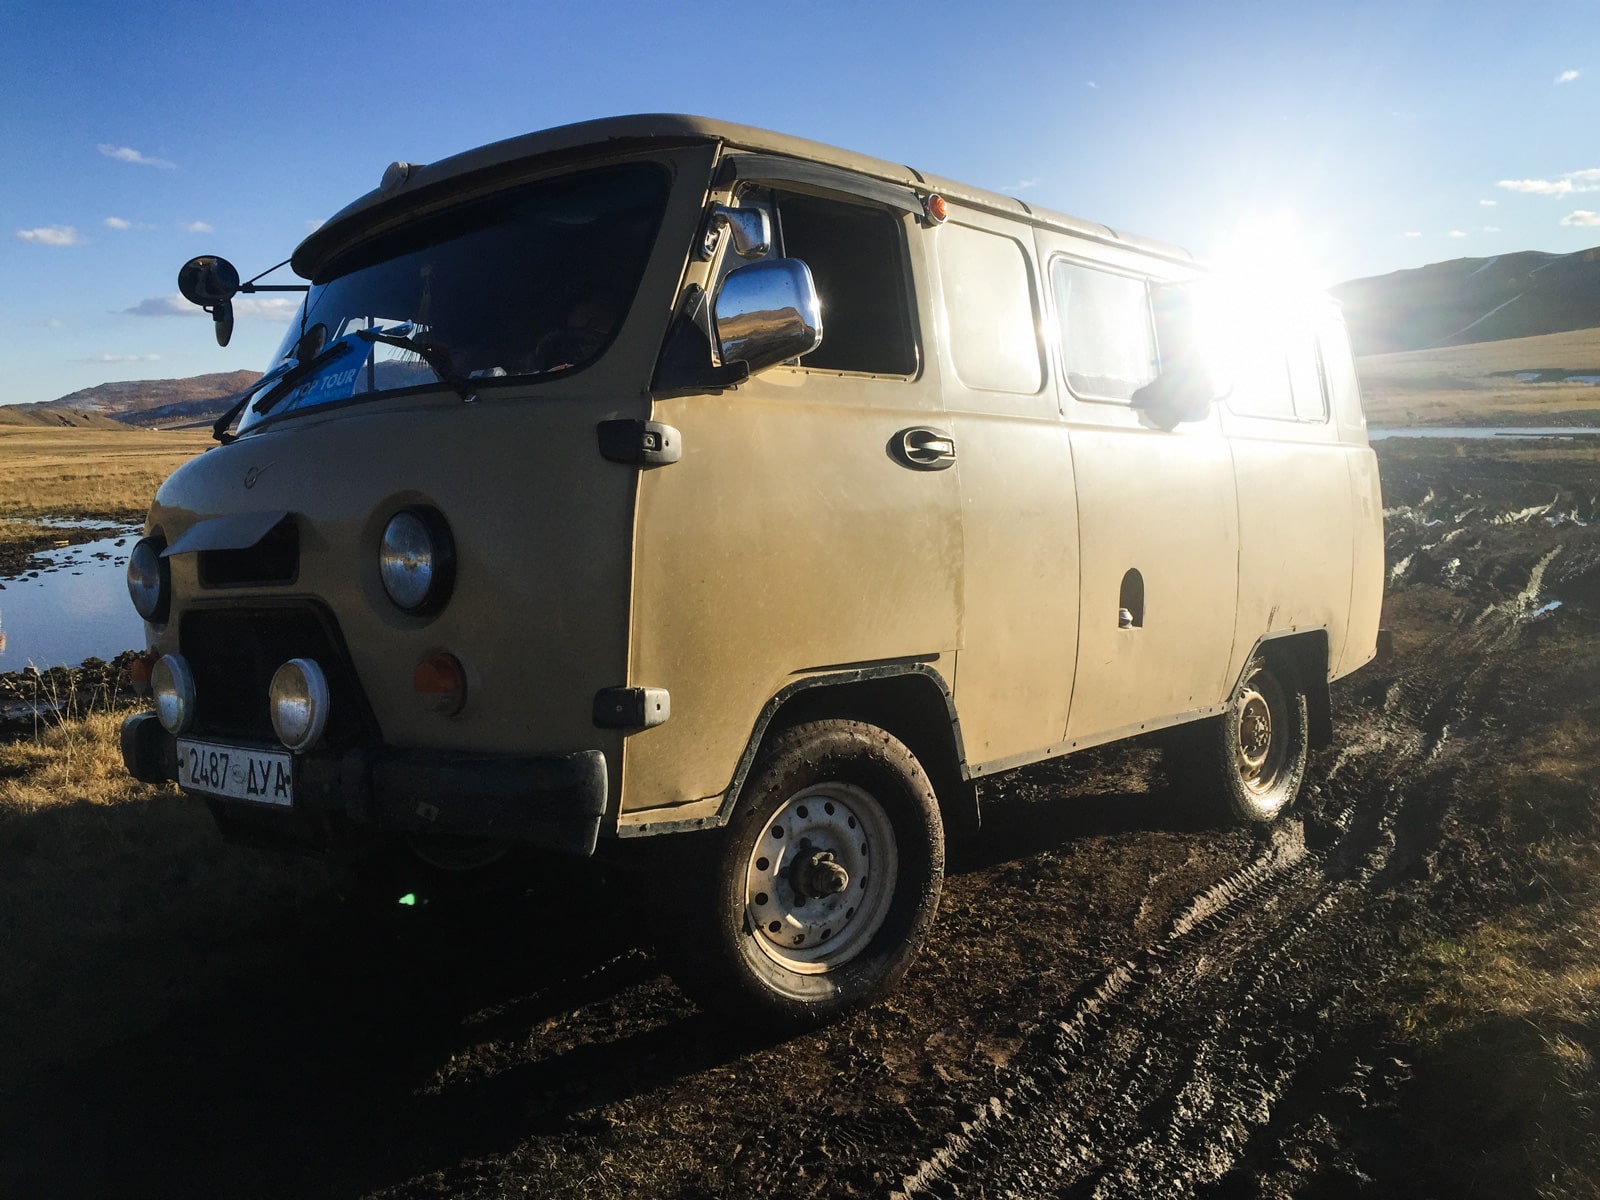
left=1051, top=260, right=1158, bottom=401
left=1288, top=335, right=1329, bottom=421
left=1227, top=350, right=1296, bottom=419
left=1227, top=333, right=1327, bottom=422
left=1316, top=312, right=1363, bottom=423
left=937, top=223, right=1043, bottom=393
left=773, top=191, right=916, bottom=375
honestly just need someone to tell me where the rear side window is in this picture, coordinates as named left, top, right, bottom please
left=1226, top=350, right=1296, bottom=419
left=1288, top=335, right=1328, bottom=421
left=937, top=223, right=1043, bottom=393
left=1051, top=261, right=1159, bottom=402
left=1316, top=313, right=1363, bottom=423
left=1228, top=334, right=1328, bottom=423
left=775, top=191, right=917, bottom=375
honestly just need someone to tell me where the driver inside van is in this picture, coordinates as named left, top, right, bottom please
left=530, top=295, right=615, bottom=372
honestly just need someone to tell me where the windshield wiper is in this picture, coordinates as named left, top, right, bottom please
left=356, top=324, right=472, bottom=400
left=207, top=343, right=342, bottom=444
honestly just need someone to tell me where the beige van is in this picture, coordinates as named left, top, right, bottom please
left=122, top=114, right=1384, bottom=1027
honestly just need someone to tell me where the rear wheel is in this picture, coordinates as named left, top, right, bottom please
left=1168, top=655, right=1309, bottom=823
left=665, top=720, right=944, bottom=1029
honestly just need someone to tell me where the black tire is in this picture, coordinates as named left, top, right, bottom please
left=665, top=719, right=945, bottom=1030
left=1202, top=654, right=1310, bottom=823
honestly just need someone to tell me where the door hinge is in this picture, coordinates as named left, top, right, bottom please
left=597, top=420, right=682, bottom=466
left=593, top=686, right=671, bottom=729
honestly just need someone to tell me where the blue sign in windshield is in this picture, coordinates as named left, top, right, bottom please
left=275, top=333, right=371, bottom=415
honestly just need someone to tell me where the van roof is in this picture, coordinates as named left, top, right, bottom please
left=293, top=113, right=1194, bottom=277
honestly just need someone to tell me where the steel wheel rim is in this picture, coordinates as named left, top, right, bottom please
left=1235, top=673, right=1289, bottom=795
left=745, top=781, right=897, bottom=975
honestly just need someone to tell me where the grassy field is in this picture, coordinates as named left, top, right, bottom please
left=1358, top=325, right=1600, bottom=426
left=0, top=424, right=212, bottom=566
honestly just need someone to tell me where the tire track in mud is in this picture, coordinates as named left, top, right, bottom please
left=894, top=598, right=1493, bottom=1199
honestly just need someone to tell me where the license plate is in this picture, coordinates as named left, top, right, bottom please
left=176, top=739, right=293, bottom=806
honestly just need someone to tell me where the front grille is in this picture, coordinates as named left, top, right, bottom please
left=179, top=603, right=379, bottom=745
left=199, top=517, right=299, bottom=588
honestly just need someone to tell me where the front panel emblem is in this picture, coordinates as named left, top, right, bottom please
left=243, top=463, right=273, bottom=489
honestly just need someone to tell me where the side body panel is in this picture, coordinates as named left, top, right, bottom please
left=621, top=203, right=961, bottom=826
left=930, top=208, right=1080, bottom=768
left=1220, top=412, right=1354, bottom=687
left=1038, top=232, right=1240, bottom=747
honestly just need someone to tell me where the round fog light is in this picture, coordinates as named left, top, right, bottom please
left=269, top=658, right=330, bottom=750
left=151, top=654, right=196, bottom=734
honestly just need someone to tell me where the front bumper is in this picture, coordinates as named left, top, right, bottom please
left=121, top=711, right=608, bottom=857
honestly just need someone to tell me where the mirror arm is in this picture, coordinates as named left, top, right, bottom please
left=238, top=283, right=309, bottom=293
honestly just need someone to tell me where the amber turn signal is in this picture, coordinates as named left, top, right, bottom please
left=414, top=652, right=467, bottom=716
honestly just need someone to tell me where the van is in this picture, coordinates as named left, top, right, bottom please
left=121, top=114, right=1384, bottom=1028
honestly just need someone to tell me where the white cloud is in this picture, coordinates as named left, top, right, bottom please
left=183, top=220, right=214, bottom=234
left=98, top=143, right=175, bottom=169
left=104, top=216, right=132, bottom=230
left=232, top=296, right=299, bottom=320
left=41, top=318, right=64, bottom=329
left=123, top=292, right=298, bottom=321
left=1087, top=81, right=1098, bottom=89
left=1498, top=168, right=1600, bottom=196
left=1561, top=210, right=1600, bottom=226
left=15, top=225, right=82, bottom=246
left=1482, top=225, right=1502, bottom=232
left=1556, top=69, right=1581, bottom=85
left=1403, top=230, right=1423, bottom=238
left=125, top=294, right=199, bottom=317
left=80, top=353, right=162, bottom=363
left=1005, top=178, right=1040, bottom=192
left=1447, top=230, right=1467, bottom=238
left=1480, top=199, right=1498, bottom=207
left=304, top=218, right=324, bottom=232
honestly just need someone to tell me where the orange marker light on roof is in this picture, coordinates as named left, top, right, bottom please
left=923, top=193, right=948, bottom=224
left=414, top=652, right=467, bottom=716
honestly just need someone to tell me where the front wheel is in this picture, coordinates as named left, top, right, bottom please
left=665, top=720, right=945, bottom=1029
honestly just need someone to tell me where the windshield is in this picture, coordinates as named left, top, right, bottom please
left=239, top=160, right=670, bottom=432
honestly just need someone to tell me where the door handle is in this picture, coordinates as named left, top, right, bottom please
left=893, top=426, right=957, bottom=471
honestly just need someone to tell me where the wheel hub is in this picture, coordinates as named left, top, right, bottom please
left=1235, top=682, right=1285, bottom=791
left=744, top=782, right=896, bottom=970
left=788, top=845, right=850, bottom=901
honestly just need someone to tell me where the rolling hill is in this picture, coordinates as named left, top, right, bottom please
left=1333, top=245, right=1600, bottom=357
left=11, top=370, right=262, bottom=429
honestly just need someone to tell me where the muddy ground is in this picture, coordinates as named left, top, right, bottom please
left=3, top=435, right=1598, bottom=1199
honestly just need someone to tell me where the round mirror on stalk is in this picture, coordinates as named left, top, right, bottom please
left=178, top=255, right=241, bottom=346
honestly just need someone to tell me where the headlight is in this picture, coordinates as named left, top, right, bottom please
left=127, top=536, right=170, bottom=623
left=269, top=658, right=330, bottom=751
left=151, top=654, right=196, bottom=734
left=379, top=507, right=455, bottom=615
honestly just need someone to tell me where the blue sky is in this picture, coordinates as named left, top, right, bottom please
left=1, top=0, right=1595, bottom=406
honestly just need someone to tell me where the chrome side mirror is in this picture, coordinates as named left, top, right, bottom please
left=700, top=204, right=772, bottom=261
left=178, top=255, right=242, bottom=347
left=713, top=259, right=823, bottom=375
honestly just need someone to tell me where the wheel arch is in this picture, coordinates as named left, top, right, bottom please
left=717, top=664, right=979, bottom=843
left=1240, top=628, right=1332, bottom=750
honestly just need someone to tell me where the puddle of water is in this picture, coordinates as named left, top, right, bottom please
left=0, top=528, right=146, bottom=670
left=1370, top=426, right=1600, bottom=440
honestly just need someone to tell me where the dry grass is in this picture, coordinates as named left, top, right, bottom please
left=1358, top=326, right=1600, bottom=427
left=0, top=710, right=328, bottom=1080
left=0, top=424, right=212, bottom=534
left=1398, top=725, right=1600, bottom=1200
